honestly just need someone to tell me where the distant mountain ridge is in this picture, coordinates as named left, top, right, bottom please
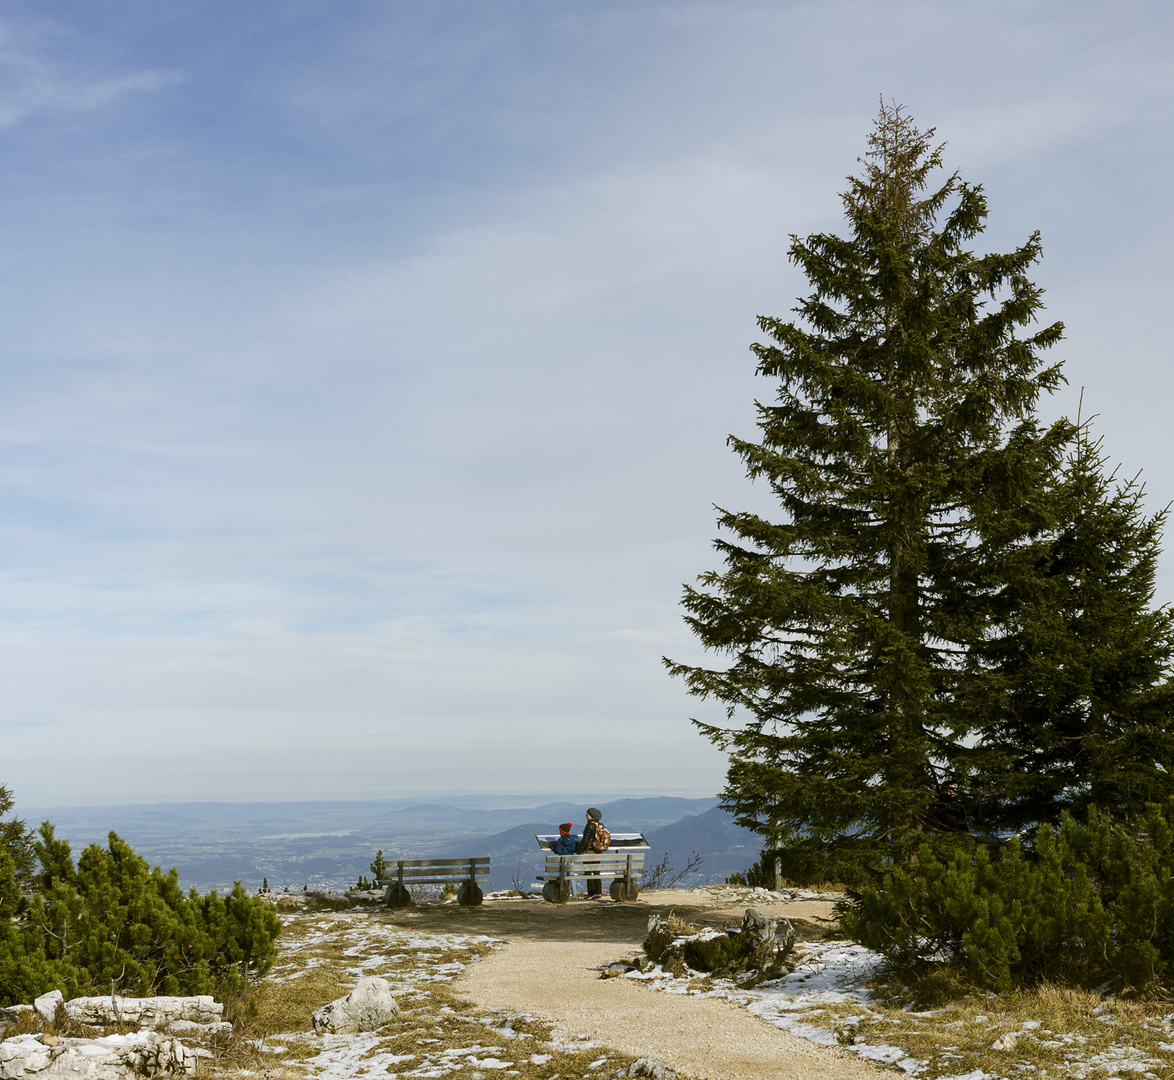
left=439, top=799, right=762, bottom=891
left=13, top=794, right=739, bottom=893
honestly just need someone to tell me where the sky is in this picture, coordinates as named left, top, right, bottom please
left=2, top=1, right=1173, bottom=806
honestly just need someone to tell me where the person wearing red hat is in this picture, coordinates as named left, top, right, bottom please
left=551, top=821, right=576, bottom=856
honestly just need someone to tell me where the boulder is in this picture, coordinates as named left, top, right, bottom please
left=63, top=999, right=221, bottom=1030
left=0, top=1032, right=199, bottom=1079
left=33, top=994, right=62, bottom=1026
left=311, top=978, right=398, bottom=1035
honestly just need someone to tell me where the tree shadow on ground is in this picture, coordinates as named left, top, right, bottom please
left=375, top=897, right=828, bottom=944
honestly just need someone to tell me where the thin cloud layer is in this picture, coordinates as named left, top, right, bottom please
left=0, top=1, right=1172, bottom=803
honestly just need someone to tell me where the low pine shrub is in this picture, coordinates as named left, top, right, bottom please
left=841, top=804, right=1174, bottom=994
left=0, top=823, right=282, bottom=1007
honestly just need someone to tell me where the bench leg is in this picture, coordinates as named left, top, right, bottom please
left=457, top=882, right=484, bottom=906
left=609, top=879, right=639, bottom=902
left=609, top=856, right=639, bottom=902
left=386, top=883, right=413, bottom=908
left=541, top=878, right=572, bottom=904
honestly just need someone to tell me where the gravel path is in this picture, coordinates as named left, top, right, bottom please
left=456, top=891, right=884, bottom=1080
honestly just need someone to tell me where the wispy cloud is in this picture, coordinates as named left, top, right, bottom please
left=0, top=22, right=180, bottom=127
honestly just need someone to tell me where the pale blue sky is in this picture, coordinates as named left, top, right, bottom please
left=2, top=1, right=1173, bottom=803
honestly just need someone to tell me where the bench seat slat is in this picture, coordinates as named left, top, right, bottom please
left=379, top=875, right=489, bottom=886
left=379, top=863, right=489, bottom=874
left=379, top=857, right=489, bottom=868
left=536, top=871, right=636, bottom=880
left=379, top=868, right=490, bottom=879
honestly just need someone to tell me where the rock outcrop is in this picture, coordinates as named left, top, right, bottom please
left=0, top=1033, right=201, bottom=1080
left=641, top=908, right=795, bottom=983
left=1, top=991, right=229, bottom=1077
left=62, top=999, right=224, bottom=1035
left=311, top=977, right=398, bottom=1035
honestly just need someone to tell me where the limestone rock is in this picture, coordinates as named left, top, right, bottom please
left=0, top=1008, right=37, bottom=1039
left=311, top=977, right=397, bottom=1035
left=63, top=999, right=221, bottom=1030
left=33, top=994, right=61, bottom=1026
left=159, top=1022, right=232, bottom=1038
left=991, top=1031, right=1020, bottom=1051
left=622, top=1058, right=678, bottom=1080
left=0, top=1032, right=197, bottom=1079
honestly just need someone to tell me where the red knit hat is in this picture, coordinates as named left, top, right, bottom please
left=559, top=822, right=573, bottom=835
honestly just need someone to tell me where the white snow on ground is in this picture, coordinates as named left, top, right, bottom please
left=258, top=909, right=630, bottom=1080
left=631, top=932, right=1174, bottom=1079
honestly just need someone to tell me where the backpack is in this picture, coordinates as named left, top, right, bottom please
left=590, top=823, right=611, bottom=853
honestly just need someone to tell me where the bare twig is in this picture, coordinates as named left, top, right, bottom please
left=640, top=850, right=704, bottom=890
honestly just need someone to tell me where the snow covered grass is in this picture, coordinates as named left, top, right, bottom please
left=213, top=905, right=649, bottom=1080
left=628, top=929, right=1174, bottom=1079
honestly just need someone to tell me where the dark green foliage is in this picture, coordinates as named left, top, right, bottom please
left=0, top=784, right=35, bottom=891
left=370, top=850, right=387, bottom=881
left=843, top=805, right=1174, bottom=993
left=682, top=933, right=754, bottom=974
left=964, top=421, right=1174, bottom=834
left=725, top=851, right=776, bottom=889
left=0, top=820, right=282, bottom=1008
left=666, top=101, right=1067, bottom=871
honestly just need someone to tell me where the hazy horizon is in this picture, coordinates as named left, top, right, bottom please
left=12, top=788, right=720, bottom=813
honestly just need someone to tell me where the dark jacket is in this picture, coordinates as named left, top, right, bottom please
left=551, top=833, right=576, bottom=855
left=578, top=818, right=600, bottom=855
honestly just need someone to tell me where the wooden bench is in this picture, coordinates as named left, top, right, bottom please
left=536, top=850, right=646, bottom=903
left=377, top=857, right=489, bottom=907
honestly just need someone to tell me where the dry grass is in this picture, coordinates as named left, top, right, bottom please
left=847, top=982, right=1174, bottom=1079
left=206, top=904, right=669, bottom=1080
left=637, top=914, right=1174, bottom=1079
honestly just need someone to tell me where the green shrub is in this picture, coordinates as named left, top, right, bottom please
left=842, top=805, right=1174, bottom=994
left=0, top=823, right=282, bottom=1007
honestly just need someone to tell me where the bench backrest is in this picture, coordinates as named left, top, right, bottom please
left=377, top=857, right=490, bottom=885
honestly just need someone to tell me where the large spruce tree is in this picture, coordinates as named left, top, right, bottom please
left=666, top=103, right=1068, bottom=878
